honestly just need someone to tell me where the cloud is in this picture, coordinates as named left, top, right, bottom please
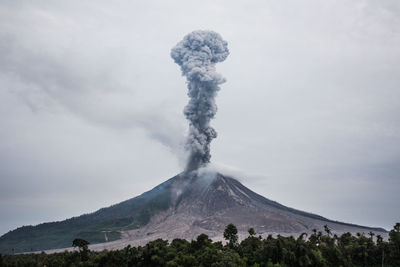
left=0, top=3, right=185, bottom=159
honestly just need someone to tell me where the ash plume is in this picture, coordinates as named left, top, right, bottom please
left=171, top=30, right=229, bottom=171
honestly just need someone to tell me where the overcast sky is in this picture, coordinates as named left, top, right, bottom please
left=0, top=0, right=399, bottom=235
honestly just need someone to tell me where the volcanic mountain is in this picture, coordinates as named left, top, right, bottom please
left=0, top=170, right=387, bottom=253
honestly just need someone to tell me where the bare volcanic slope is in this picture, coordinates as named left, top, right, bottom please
left=0, top=171, right=386, bottom=253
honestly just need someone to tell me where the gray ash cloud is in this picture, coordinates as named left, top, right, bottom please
left=171, top=30, right=229, bottom=171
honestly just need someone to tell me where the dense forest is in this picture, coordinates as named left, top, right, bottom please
left=1, top=223, right=399, bottom=267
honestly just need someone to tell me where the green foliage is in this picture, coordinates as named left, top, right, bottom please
left=1, top=222, right=399, bottom=266
left=72, top=238, right=90, bottom=261
left=72, top=238, right=89, bottom=250
left=223, top=223, right=238, bottom=248
left=388, top=222, right=400, bottom=266
left=248, top=228, right=256, bottom=236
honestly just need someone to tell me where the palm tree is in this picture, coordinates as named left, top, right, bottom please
left=324, top=225, right=332, bottom=237
left=368, top=231, right=375, bottom=240
left=248, top=228, right=256, bottom=237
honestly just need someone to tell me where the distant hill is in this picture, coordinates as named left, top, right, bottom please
left=0, top=170, right=387, bottom=253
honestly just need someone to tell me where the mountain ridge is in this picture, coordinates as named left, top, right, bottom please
left=0, top=171, right=387, bottom=254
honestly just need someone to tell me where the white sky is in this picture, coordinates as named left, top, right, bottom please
left=0, top=0, right=399, bottom=235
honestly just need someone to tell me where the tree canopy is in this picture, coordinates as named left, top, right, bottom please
left=1, top=222, right=399, bottom=266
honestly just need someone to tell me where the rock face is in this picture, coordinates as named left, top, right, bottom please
left=0, top=170, right=387, bottom=253
left=108, top=171, right=386, bottom=249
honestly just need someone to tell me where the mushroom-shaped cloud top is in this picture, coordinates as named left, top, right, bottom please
left=171, top=30, right=229, bottom=78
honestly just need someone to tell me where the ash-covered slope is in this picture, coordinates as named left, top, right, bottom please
left=116, top=171, right=386, bottom=246
left=0, top=171, right=386, bottom=253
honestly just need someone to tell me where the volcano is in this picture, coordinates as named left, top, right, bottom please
left=0, top=170, right=387, bottom=253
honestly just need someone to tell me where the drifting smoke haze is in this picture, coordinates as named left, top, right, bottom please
left=171, top=31, right=229, bottom=170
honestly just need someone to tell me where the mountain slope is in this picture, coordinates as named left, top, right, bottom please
left=0, top=171, right=387, bottom=253
left=0, top=176, right=176, bottom=253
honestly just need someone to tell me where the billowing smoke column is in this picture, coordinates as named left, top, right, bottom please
left=171, top=30, right=229, bottom=171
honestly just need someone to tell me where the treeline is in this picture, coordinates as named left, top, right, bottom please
left=1, top=223, right=399, bottom=267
